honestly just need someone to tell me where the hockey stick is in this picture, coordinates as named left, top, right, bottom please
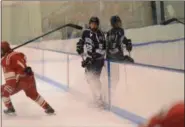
left=12, top=24, right=83, bottom=50
left=161, top=18, right=184, bottom=25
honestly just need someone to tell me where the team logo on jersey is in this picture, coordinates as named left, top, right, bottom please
left=90, top=33, right=93, bottom=37
left=85, top=38, right=92, bottom=44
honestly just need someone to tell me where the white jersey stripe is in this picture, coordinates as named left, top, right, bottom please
left=6, top=77, right=16, bottom=81
left=17, top=60, right=25, bottom=68
left=4, top=72, right=15, bottom=79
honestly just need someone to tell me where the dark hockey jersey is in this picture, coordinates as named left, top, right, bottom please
left=106, top=27, right=127, bottom=56
left=80, top=28, right=106, bottom=60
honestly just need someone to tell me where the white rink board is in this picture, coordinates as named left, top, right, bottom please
left=132, top=41, right=184, bottom=69
left=43, top=51, right=68, bottom=86
left=18, top=47, right=44, bottom=76
left=111, top=62, right=184, bottom=119
left=14, top=46, right=184, bottom=121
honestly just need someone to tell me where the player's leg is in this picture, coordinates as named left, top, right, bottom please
left=23, top=80, right=55, bottom=114
left=85, top=59, right=105, bottom=108
left=86, top=70, right=102, bottom=103
left=1, top=84, right=20, bottom=114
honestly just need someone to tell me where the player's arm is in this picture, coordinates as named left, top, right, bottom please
left=95, top=31, right=106, bottom=56
left=105, top=31, right=114, bottom=58
left=3, top=53, right=26, bottom=86
left=76, top=30, right=85, bottom=55
left=103, top=33, right=106, bottom=51
left=81, top=37, right=95, bottom=68
left=105, top=31, right=110, bottom=49
left=11, top=54, right=33, bottom=81
left=120, top=28, right=132, bottom=52
left=120, top=28, right=127, bottom=45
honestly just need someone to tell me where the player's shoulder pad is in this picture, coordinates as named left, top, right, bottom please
left=10, top=52, right=25, bottom=60
left=83, top=28, right=91, bottom=33
left=6, top=51, right=23, bottom=65
left=97, top=29, right=105, bottom=35
left=118, top=27, right=124, bottom=33
left=117, top=28, right=124, bottom=37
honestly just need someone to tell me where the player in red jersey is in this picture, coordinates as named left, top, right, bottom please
left=1, top=41, right=55, bottom=115
left=139, top=101, right=184, bottom=127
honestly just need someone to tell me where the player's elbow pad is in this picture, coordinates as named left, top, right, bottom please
left=76, top=39, right=84, bottom=54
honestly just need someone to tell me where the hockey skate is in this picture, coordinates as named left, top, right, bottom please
left=45, top=106, right=55, bottom=115
left=4, top=107, right=16, bottom=116
left=92, top=96, right=107, bottom=110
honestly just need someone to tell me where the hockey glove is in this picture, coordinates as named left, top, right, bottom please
left=76, top=40, right=84, bottom=55
left=81, top=57, right=93, bottom=68
left=24, top=67, right=33, bottom=75
left=126, top=40, right=132, bottom=52
left=123, top=55, right=134, bottom=63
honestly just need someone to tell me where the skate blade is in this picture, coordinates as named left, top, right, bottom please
left=46, top=112, right=56, bottom=116
left=91, top=104, right=107, bottom=110
left=4, top=112, right=17, bottom=116
left=96, top=103, right=109, bottom=111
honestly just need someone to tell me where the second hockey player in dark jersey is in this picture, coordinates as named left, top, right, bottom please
left=107, top=15, right=134, bottom=62
left=76, top=17, right=106, bottom=108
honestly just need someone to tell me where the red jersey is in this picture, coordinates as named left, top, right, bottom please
left=146, top=101, right=184, bottom=127
left=1, top=51, right=30, bottom=86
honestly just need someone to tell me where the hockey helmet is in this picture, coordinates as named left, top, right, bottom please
left=1, top=41, right=11, bottom=57
left=89, top=16, right=100, bottom=26
left=110, top=15, right=122, bottom=28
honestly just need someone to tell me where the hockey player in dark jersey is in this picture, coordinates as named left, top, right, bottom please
left=76, top=17, right=106, bottom=108
left=106, top=15, right=134, bottom=63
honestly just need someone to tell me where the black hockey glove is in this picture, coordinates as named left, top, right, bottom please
left=81, top=57, right=93, bottom=68
left=126, top=40, right=132, bottom=52
left=123, top=55, right=134, bottom=63
left=24, top=67, right=33, bottom=75
left=76, top=40, right=84, bottom=55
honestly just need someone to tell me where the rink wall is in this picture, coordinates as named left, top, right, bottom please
left=12, top=23, right=184, bottom=124
left=16, top=46, right=184, bottom=124
left=28, top=23, right=184, bottom=70
left=110, top=62, right=184, bottom=122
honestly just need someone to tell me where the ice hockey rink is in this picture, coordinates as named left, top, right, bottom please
left=1, top=24, right=184, bottom=127
left=1, top=39, right=184, bottom=127
left=1, top=1, right=184, bottom=127
left=1, top=76, right=137, bottom=127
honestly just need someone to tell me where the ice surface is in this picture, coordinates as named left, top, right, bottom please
left=1, top=78, right=136, bottom=127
